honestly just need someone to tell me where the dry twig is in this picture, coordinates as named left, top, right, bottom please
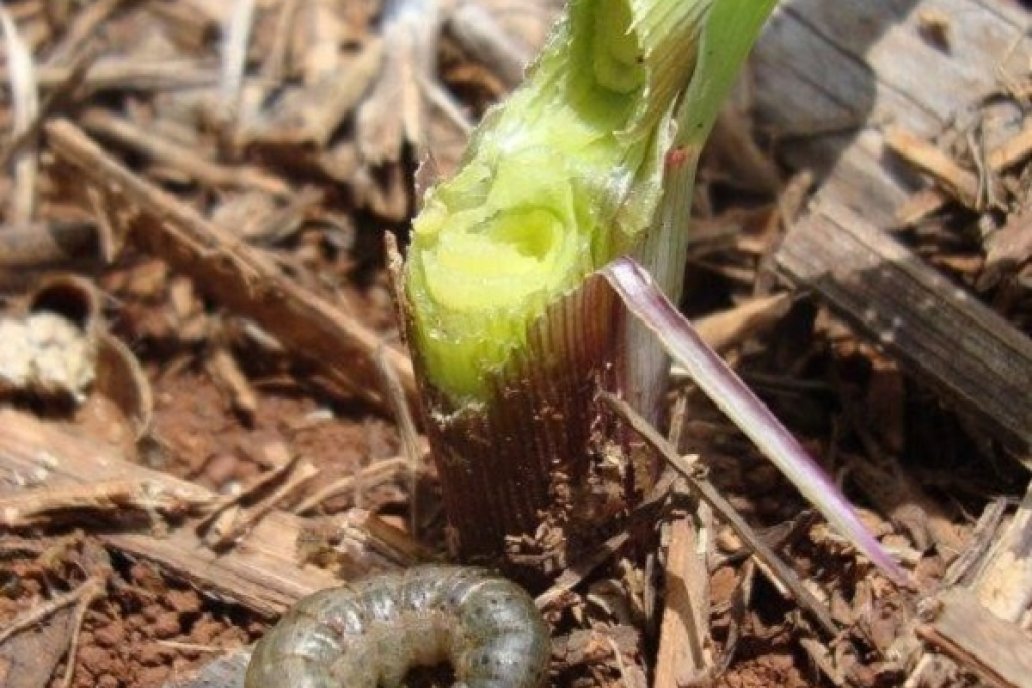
left=217, top=0, right=256, bottom=128
left=292, top=455, right=416, bottom=516
left=0, top=43, right=98, bottom=170
left=43, top=0, right=132, bottom=67
left=603, top=393, right=840, bottom=637
left=534, top=532, right=632, bottom=610
left=654, top=394, right=713, bottom=688
left=57, top=577, right=107, bottom=688
left=25, top=58, right=217, bottom=93
left=0, top=571, right=105, bottom=688
left=375, top=344, right=424, bottom=535
left=79, top=108, right=290, bottom=196
left=198, top=444, right=315, bottom=549
left=204, top=345, right=259, bottom=419
left=0, top=480, right=211, bottom=528
left=1, top=5, right=40, bottom=223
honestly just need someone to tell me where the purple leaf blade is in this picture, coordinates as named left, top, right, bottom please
left=602, top=256, right=909, bottom=586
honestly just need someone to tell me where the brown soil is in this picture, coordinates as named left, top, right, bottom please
left=0, top=1, right=1029, bottom=688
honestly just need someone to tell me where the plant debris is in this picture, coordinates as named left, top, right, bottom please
left=0, top=1, right=1029, bottom=687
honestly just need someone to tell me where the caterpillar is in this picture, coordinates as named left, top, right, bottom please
left=244, top=565, right=550, bottom=688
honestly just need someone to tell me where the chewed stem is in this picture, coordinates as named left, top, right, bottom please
left=405, top=0, right=709, bottom=402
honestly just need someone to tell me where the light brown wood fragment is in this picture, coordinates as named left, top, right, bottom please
left=0, top=4, right=40, bottom=224
left=988, top=121, right=1032, bottom=172
left=446, top=1, right=532, bottom=89
left=655, top=517, right=713, bottom=688
left=375, top=344, right=424, bottom=535
left=104, top=501, right=346, bottom=618
left=0, top=480, right=211, bottom=528
left=260, top=0, right=302, bottom=82
left=884, top=126, right=981, bottom=209
left=145, top=1, right=218, bottom=52
left=799, top=636, right=847, bottom=687
left=355, top=0, right=442, bottom=164
left=353, top=159, right=412, bottom=222
left=0, top=43, right=98, bottom=172
left=0, top=409, right=395, bottom=617
left=42, top=0, right=128, bottom=67
left=980, top=207, right=1032, bottom=289
left=181, top=0, right=232, bottom=24
left=25, top=59, right=218, bottom=93
left=776, top=169, right=814, bottom=227
left=204, top=456, right=319, bottom=551
left=941, top=498, right=1009, bottom=588
left=347, top=509, right=435, bottom=566
left=243, top=39, right=384, bottom=147
left=297, top=0, right=345, bottom=85
left=971, top=483, right=1032, bottom=623
left=79, top=108, right=290, bottom=196
left=196, top=444, right=299, bottom=545
left=654, top=397, right=713, bottom=687
left=217, top=0, right=256, bottom=126
left=903, top=484, right=1032, bottom=687
left=205, top=346, right=259, bottom=419
left=292, top=455, right=416, bottom=515
left=57, top=576, right=106, bottom=688
left=299, top=39, right=386, bottom=144
left=0, top=603, right=75, bottom=688
left=776, top=200, right=1032, bottom=450
left=246, top=186, right=323, bottom=243
left=894, top=187, right=952, bottom=227
left=0, top=575, right=105, bottom=646
left=916, top=588, right=1032, bottom=688
left=534, top=532, right=631, bottom=610
left=44, top=119, right=416, bottom=412
left=690, top=293, right=792, bottom=355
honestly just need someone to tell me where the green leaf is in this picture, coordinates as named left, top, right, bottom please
left=676, top=0, right=777, bottom=147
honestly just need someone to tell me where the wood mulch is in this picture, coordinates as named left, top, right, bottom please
left=0, top=1, right=1029, bottom=687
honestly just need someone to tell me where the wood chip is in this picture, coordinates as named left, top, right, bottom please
left=751, top=0, right=1027, bottom=227
left=776, top=199, right=1032, bottom=450
left=0, top=4, right=40, bottom=223
left=446, top=1, right=532, bottom=89
left=355, top=0, right=442, bottom=164
left=690, top=293, right=793, bottom=355
left=0, top=480, right=210, bottom=528
left=655, top=517, right=713, bottom=688
left=44, top=119, right=416, bottom=412
left=603, top=393, right=840, bottom=637
left=0, top=409, right=399, bottom=618
left=79, top=108, right=290, bottom=196
left=916, top=588, right=1032, bottom=688
left=980, top=207, right=1032, bottom=290
left=987, top=120, right=1032, bottom=172
left=884, top=126, right=981, bottom=210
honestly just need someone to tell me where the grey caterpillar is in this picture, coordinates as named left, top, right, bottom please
left=244, top=565, right=550, bottom=688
